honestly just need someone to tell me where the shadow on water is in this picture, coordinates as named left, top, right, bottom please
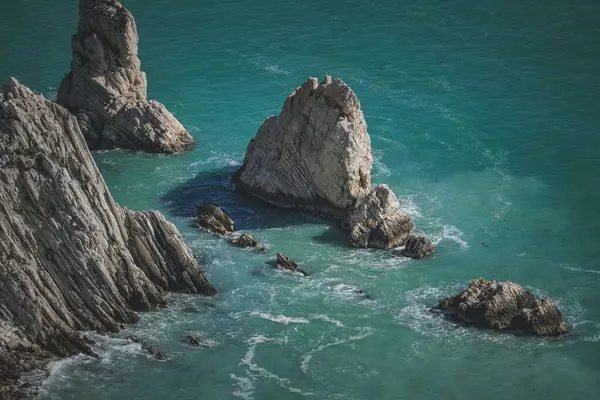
left=162, top=165, right=339, bottom=232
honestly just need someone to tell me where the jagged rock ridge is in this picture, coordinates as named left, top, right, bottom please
left=57, top=0, right=194, bottom=153
left=438, top=278, right=568, bottom=336
left=0, top=78, right=215, bottom=399
left=235, top=76, right=428, bottom=251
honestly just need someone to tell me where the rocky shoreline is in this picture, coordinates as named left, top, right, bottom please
left=0, top=0, right=568, bottom=398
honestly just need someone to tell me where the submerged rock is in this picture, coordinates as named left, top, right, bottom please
left=402, top=234, right=435, bottom=259
left=345, top=185, right=414, bottom=249
left=0, top=78, right=215, bottom=398
left=438, top=278, right=568, bottom=336
left=230, top=232, right=266, bottom=251
left=275, top=253, right=308, bottom=276
left=143, top=345, right=167, bottom=361
left=195, top=203, right=235, bottom=236
left=235, top=75, right=433, bottom=251
left=57, top=0, right=194, bottom=153
left=185, top=334, right=209, bottom=348
left=234, top=76, right=372, bottom=217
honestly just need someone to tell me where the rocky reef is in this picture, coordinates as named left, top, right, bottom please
left=235, top=76, right=431, bottom=252
left=438, top=278, right=567, bottom=336
left=57, top=0, right=194, bottom=153
left=0, top=78, right=215, bottom=399
left=195, top=203, right=235, bottom=236
left=275, top=253, right=308, bottom=276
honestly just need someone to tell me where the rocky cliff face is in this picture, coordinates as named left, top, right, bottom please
left=235, top=76, right=372, bottom=217
left=57, top=0, right=194, bottom=153
left=235, top=76, right=428, bottom=251
left=438, top=278, right=567, bottom=336
left=0, top=78, right=215, bottom=399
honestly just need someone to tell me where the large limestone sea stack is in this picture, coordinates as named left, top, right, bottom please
left=57, top=0, right=194, bottom=153
left=0, top=78, right=215, bottom=399
left=235, top=76, right=430, bottom=253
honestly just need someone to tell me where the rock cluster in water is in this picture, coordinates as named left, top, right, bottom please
left=438, top=278, right=568, bottom=336
left=234, top=75, right=432, bottom=256
left=57, top=0, right=194, bottom=153
left=276, top=253, right=308, bottom=276
left=195, top=203, right=266, bottom=251
left=0, top=78, right=215, bottom=399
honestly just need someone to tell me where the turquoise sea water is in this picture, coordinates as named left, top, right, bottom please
left=2, top=0, right=600, bottom=398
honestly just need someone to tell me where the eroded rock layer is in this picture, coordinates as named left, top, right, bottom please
left=235, top=76, right=372, bottom=217
left=0, top=78, right=215, bottom=398
left=438, top=278, right=567, bottom=336
left=57, top=0, right=194, bottom=153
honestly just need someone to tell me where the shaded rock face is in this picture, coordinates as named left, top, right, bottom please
left=57, top=0, right=194, bottom=153
left=195, top=204, right=235, bottom=236
left=346, top=184, right=414, bottom=249
left=275, top=253, right=308, bottom=276
left=438, top=278, right=568, bottom=336
left=234, top=76, right=372, bottom=217
left=230, top=233, right=266, bottom=252
left=403, top=234, right=435, bottom=259
left=0, top=78, right=215, bottom=398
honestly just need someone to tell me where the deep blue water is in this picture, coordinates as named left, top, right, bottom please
left=1, top=0, right=599, bottom=399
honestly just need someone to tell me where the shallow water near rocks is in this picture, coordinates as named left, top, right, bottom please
left=2, top=0, right=600, bottom=399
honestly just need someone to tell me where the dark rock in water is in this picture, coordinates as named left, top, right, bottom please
left=185, top=335, right=209, bottom=348
left=230, top=233, right=266, bottom=251
left=82, top=335, right=96, bottom=345
left=195, top=203, right=235, bottom=236
left=143, top=345, right=167, bottom=361
left=438, top=278, right=568, bottom=336
left=403, top=234, right=435, bottom=259
left=275, top=253, right=308, bottom=276
left=57, top=0, right=194, bottom=153
left=0, top=79, right=215, bottom=398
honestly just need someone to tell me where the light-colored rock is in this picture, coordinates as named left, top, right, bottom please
left=346, top=185, right=414, bottom=249
left=235, top=76, right=372, bottom=217
left=57, top=0, right=194, bottom=153
left=438, top=278, right=568, bottom=336
left=235, top=76, right=430, bottom=250
left=0, top=78, right=214, bottom=398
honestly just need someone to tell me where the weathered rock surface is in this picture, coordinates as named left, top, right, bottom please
left=186, top=334, right=209, bottom=348
left=346, top=184, right=414, bottom=249
left=234, top=76, right=372, bottom=217
left=195, top=203, right=235, bottom=236
left=235, top=76, right=432, bottom=251
left=403, top=234, right=435, bottom=259
left=438, top=278, right=568, bottom=336
left=230, top=233, right=266, bottom=251
left=0, top=78, right=215, bottom=398
left=57, top=0, right=194, bottom=153
left=275, top=253, right=308, bottom=276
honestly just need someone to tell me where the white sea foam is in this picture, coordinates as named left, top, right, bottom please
left=230, top=374, right=255, bottom=400
left=563, top=266, right=600, bottom=275
left=239, top=335, right=313, bottom=396
left=301, top=327, right=373, bottom=373
left=249, top=311, right=310, bottom=325
left=372, top=149, right=392, bottom=177
left=264, top=64, right=291, bottom=75
left=311, top=314, right=345, bottom=328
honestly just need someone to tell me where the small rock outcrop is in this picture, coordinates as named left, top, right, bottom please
left=234, top=76, right=372, bottom=217
left=195, top=203, right=235, bottom=236
left=235, top=76, right=432, bottom=251
left=185, top=334, right=209, bottom=348
left=57, top=0, right=194, bottom=153
left=275, top=253, right=308, bottom=276
left=230, top=233, right=266, bottom=251
left=345, top=184, right=414, bottom=249
left=0, top=78, right=215, bottom=398
left=403, top=234, right=435, bottom=259
left=438, top=278, right=568, bottom=336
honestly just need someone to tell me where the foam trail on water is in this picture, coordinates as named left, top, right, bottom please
left=301, top=328, right=373, bottom=373
left=249, top=311, right=310, bottom=325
